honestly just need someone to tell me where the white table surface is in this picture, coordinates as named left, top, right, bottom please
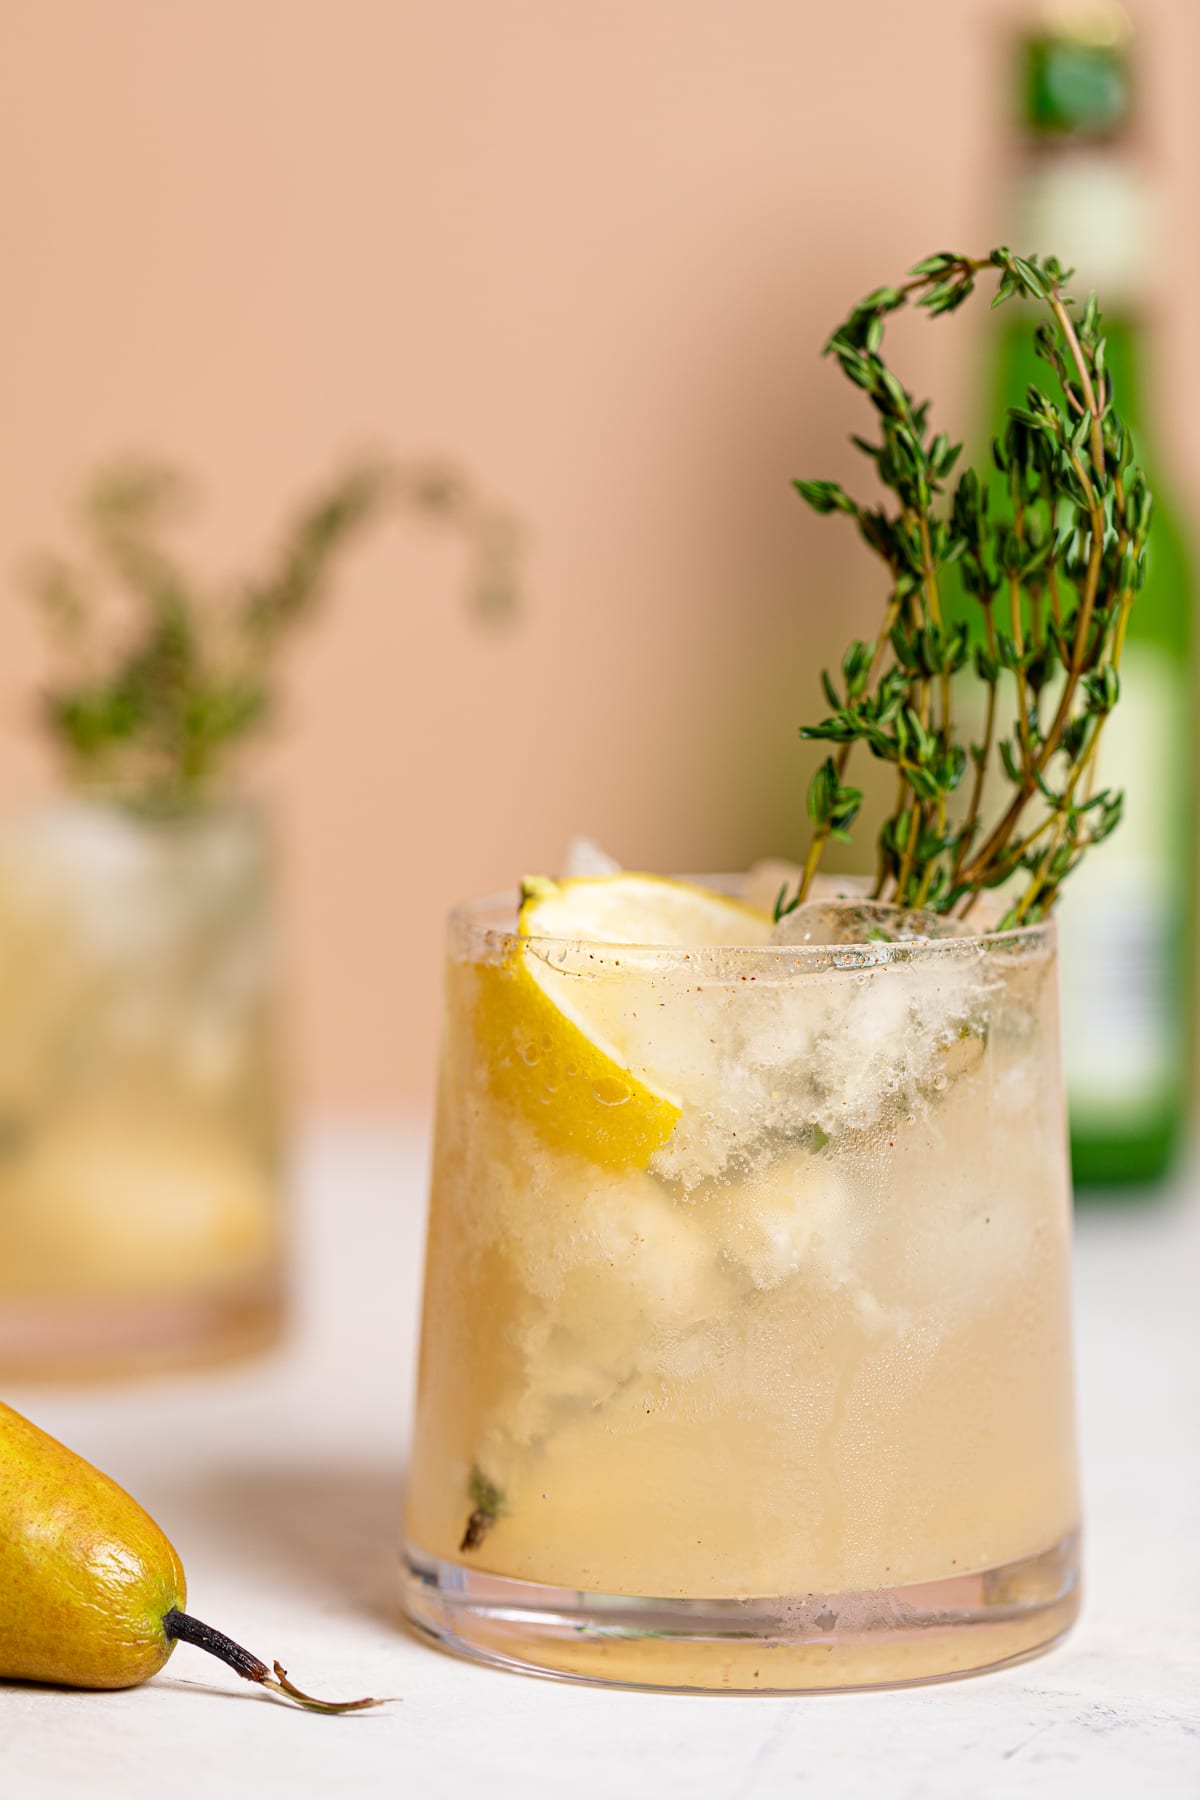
left=2, top=1121, right=1197, bottom=1799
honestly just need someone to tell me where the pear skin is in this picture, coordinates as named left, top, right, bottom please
left=0, top=1401, right=385, bottom=1710
left=0, top=1399, right=185, bottom=1688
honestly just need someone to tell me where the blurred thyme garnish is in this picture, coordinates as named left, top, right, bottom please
left=784, top=247, right=1150, bottom=926
left=26, top=456, right=517, bottom=815
left=459, top=1464, right=504, bottom=1552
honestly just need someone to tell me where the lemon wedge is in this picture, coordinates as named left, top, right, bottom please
left=475, top=875, right=771, bottom=1169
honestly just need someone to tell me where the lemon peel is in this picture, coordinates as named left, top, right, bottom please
left=475, top=875, right=771, bottom=1169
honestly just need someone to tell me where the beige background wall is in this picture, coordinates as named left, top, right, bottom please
left=2, top=0, right=1198, bottom=1108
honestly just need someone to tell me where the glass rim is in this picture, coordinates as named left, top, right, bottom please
left=446, top=878, right=1057, bottom=972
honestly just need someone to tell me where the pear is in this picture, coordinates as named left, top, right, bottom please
left=0, top=1400, right=383, bottom=1712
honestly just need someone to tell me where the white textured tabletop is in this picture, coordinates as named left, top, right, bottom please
left=2, top=1122, right=1197, bottom=1799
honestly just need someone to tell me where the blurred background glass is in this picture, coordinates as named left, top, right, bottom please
left=0, top=457, right=509, bottom=1373
left=0, top=0, right=1195, bottom=1182
left=0, top=800, right=283, bottom=1374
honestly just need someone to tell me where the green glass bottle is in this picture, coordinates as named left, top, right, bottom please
left=988, top=8, right=1195, bottom=1186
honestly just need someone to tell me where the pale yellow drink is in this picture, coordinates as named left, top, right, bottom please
left=404, top=878, right=1081, bottom=1689
left=0, top=803, right=283, bottom=1375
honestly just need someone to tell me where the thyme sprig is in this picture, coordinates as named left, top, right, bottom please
left=26, top=456, right=517, bottom=814
left=786, top=247, right=1149, bottom=926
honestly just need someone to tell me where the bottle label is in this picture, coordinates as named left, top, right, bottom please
left=1057, top=644, right=1185, bottom=1129
left=1014, top=153, right=1154, bottom=313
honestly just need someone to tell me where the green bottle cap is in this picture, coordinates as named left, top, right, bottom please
left=1020, top=3, right=1134, bottom=139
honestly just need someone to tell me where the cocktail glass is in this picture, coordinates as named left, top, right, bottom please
left=403, top=878, right=1080, bottom=1691
left=0, top=801, right=284, bottom=1376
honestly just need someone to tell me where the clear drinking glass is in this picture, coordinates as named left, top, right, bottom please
left=0, top=801, right=284, bottom=1376
left=402, top=881, right=1081, bottom=1691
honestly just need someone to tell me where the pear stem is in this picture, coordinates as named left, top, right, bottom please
left=161, top=1609, right=388, bottom=1715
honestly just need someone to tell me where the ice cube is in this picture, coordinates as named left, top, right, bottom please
left=714, top=1153, right=850, bottom=1291
left=562, top=836, right=623, bottom=878
left=770, top=898, right=973, bottom=948
left=495, top=1147, right=730, bottom=1444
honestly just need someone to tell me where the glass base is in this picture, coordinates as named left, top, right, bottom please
left=0, top=1279, right=284, bottom=1381
left=402, top=1531, right=1080, bottom=1693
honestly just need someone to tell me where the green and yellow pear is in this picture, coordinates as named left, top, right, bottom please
left=0, top=1400, right=382, bottom=1711
left=0, top=1398, right=185, bottom=1689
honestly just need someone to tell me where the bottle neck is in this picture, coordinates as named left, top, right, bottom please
left=1010, top=142, right=1155, bottom=319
